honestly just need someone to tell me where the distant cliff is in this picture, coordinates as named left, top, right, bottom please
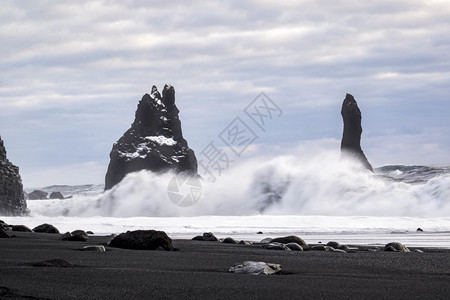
left=105, top=85, right=198, bottom=190
left=0, top=136, right=27, bottom=215
left=340, top=94, right=373, bottom=172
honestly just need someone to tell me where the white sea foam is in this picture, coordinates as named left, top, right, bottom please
left=24, top=149, right=450, bottom=218
left=5, top=148, right=450, bottom=247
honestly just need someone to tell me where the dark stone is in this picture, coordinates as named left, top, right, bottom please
left=222, top=237, right=238, bottom=244
left=384, top=242, right=410, bottom=252
left=49, top=191, right=64, bottom=199
left=340, top=94, right=373, bottom=172
left=326, top=241, right=341, bottom=249
left=261, top=242, right=291, bottom=251
left=257, top=231, right=263, bottom=234
left=86, top=231, right=94, bottom=234
left=28, top=190, right=48, bottom=200
left=32, top=259, right=73, bottom=268
left=71, top=230, right=88, bottom=239
left=11, top=225, right=33, bottom=232
left=192, top=232, right=219, bottom=242
left=271, top=235, right=308, bottom=246
left=286, top=242, right=303, bottom=251
left=0, top=136, right=27, bottom=215
left=108, top=230, right=174, bottom=251
left=33, top=223, right=60, bottom=234
left=417, top=228, right=424, bottom=232
left=104, top=85, right=198, bottom=190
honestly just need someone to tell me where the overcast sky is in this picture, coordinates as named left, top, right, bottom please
left=1, top=0, right=449, bottom=187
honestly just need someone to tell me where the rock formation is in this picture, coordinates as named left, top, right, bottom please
left=105, top=85, right=198, bottom=190
left=0, top=136, right=27, bottom=215
left=340, top=94, right=373, bottom=172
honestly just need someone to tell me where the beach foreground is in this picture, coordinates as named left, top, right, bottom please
left=1, top=232, right=449, bottom=299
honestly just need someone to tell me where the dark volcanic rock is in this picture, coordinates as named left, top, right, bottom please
left=261, top=242, right=291, bottom=251
left=49, top=191, right=64, bottom=199
left=71, top=230, right=89, bottom=239
left=104, top=85, right=198, bottom=190
left=192, top=232, right=219, bottom=242
left=33, top=223, right=60, bottom=234
left=222, top=237, right=238, bottom=244
left=0, top=136, right=27, bottom=215
left=384, top=242, right=410, bottom=252
left=28, top=190, right=48, bottom=200
left=271, top=235, right=308, bottom=246
left=108, top=230, right=174, bottom=251
left=11, top=225, right=33, bottom=232
left=340, top=94, right=373, bottom=172
left=286, top=242, right=304, bottom=251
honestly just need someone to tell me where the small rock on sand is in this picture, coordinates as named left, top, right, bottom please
left=229, top=261, right=281, bottom=275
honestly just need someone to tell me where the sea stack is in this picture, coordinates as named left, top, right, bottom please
left=340, top=93, right=373, bottom=172
left=0, top=135, right=27, bottom=215
left=104, top=85, right=198, bottom=190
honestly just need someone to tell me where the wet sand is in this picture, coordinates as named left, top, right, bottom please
left=1, top=232, right=449, bottom=299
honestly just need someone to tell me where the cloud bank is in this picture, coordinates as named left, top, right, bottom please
left=1, top=0, right=449, bottom=186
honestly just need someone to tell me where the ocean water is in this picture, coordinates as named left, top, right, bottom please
left=4, top=151, right=450, bottom=247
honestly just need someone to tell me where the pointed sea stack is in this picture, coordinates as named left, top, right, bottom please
left=340, top=94, right=373, bottom=172
left=0, top=136, right=27, bottom=215
left=104, top=85, right=198, bottom=190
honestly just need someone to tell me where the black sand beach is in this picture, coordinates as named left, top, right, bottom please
left=1, top=232, right=450, bottom=299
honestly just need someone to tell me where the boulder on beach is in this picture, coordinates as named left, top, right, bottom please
left=0, top=136, right=27, bottom=216
left=222, top=237, right=238, bottom=244
left=271, top=235, right=308, bottom=246
left=286, top=242, right=303, bottom=251
left=49, top=191, right=64, bottom=199
left=384, top=242, right=410, bottom=252
left=28, top=190, right=48, bottom=200
left=104, top=85, right=198, bottom=190
left=33, top=223, right=60, bottom=234
left=108, top=230, right=174, bottom=251
left=71, top=230, right=89, bottom=239
left=340, top=93, right=373, bottom=172
left=192, top=232, right=219, bottom=242
left=11, top=225, right=33, bottom=232
left=261, top=242, right=291, bottom=251
left=326, top=241, right=350, bottom=251
left=62, top=231, right=88, bottom=242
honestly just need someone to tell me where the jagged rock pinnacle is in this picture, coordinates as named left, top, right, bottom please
left=340, top=93, right=373, bottom=172
left=104, top=85, right=198, bottom=190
